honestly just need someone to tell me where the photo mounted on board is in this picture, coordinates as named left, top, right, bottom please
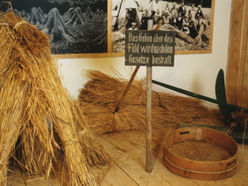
left=111, top=0, right=214, bottom=54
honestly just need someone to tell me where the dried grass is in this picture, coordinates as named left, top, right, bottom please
left=0, top=13, right=108, bottom=186
left=79, top=70, right=224, bottom=135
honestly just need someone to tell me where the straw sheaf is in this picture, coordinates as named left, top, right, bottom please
left=79, top=70, right=224, bottom=135
left=81, top=70, right=160, bottom=106
left=0, top=13, right=108, bottom=186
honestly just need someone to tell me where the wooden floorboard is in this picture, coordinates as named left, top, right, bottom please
left=7, top=129, right=248, bottom=186
left=100, top=130, right=248, bottom=186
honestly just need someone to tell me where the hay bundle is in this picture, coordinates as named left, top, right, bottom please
left=0, top=13, right=108, bottom=186
left=79, top=70, right=224, bottom=135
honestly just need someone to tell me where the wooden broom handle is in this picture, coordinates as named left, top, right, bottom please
left=113, top=20, right=163, bottom=113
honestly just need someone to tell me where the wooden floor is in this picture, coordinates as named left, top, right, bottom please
left=8, top=128, right=248, bottom=186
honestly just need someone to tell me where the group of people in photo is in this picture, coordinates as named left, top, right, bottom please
left=124, top=1, right=208, bottom=40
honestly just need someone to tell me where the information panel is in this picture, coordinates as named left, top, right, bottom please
left=125, top=30, right=175, bottom=66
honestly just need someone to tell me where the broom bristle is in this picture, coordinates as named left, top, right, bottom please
left=79, top=70, right=224, bottom=135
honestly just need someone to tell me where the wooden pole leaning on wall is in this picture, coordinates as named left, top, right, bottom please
left=113, top=65, right=140, bottom=113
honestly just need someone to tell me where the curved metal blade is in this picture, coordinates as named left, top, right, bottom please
left=215, top=69, right=232, bottom=124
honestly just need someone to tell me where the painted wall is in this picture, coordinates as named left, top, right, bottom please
left=57, top=0, right=232, bottom=100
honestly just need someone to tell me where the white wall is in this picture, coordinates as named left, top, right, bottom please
left=57, top=0, right=232, bottom=100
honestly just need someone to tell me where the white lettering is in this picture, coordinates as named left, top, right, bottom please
left=128, top=54, right=149, bottom=65
left=152, top=55, right=172, bottom=65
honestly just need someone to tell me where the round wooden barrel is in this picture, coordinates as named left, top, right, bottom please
left=163, top=127, right=238, bottom=180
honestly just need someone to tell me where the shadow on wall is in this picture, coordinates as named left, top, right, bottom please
left=191, top=72, right=202, bottom=95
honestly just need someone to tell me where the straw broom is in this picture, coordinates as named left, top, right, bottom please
left=0, top=13, right=108, bottom=186
left=79, top=70, right=224, bottom=135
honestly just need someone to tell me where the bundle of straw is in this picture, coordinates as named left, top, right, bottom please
left=0, top=13, right=108, bottom=186
left=79, top=70, right=224, bottom=135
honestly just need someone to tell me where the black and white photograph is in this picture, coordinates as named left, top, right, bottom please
left=112, top=0, right=214, bottom=54
left=3, top=0, right=108, bottom=54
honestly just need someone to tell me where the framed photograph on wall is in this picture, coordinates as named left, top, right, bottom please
left=2, top=0, right=108, bottom=57
left=110, top=0, right=215, bottom=55
left=1, top=0, right=215, bottom=57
